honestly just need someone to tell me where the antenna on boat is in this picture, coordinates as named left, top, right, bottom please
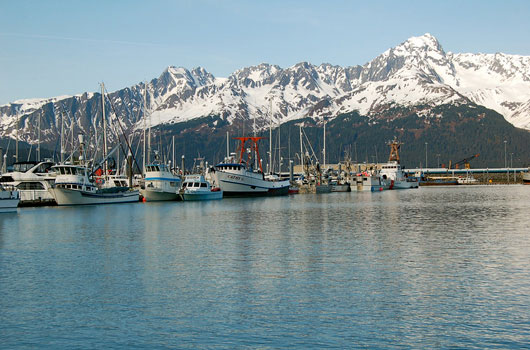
left=226, top=131, right=229, bottom=161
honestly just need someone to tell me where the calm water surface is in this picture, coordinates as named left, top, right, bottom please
left=1, top=186, right=529, bottom=349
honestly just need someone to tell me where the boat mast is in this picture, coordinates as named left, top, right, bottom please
left=278, top=119, right=281, bottom=174
left=269, top=99, right=272, bottom=174
left=101, top=83, right=108, bottom=176
left=323, top=119, right=326, bottom=167
left=299, top=125, right=303, bottom=167
left=60, top=111, right=64, bottom=163
left=143, top=82, right=147, bottom=175
left=70, top=115, right=74, bottom=162
left=226, top=131, right=229, bottom=160
left=147, top=88, right=151, bottom=165
left=15, top=111, right=19, bottom=162
left=172, top=135, right=175, bottom=171
left=37, top=110, right=41, bottom=161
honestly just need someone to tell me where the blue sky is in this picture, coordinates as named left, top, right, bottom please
left=1, top=0, right=529, bottom=104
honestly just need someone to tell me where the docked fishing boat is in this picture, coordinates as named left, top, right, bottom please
left=418, top=175, right=459, bottom=186
left=0, top=160, right=57, bottom=206
left=330, top=181, right=350, bottom=192
left=49, top=164, right=139, bottom=205
left=180, top=174, right=222, bottom=201
left=380, top=139, right=419, bottom=189
left=140, top=163, right=181, bottom=201
left=211, top=137, right=290, bottom=196
left=353, top=172, right=388, bottom=192
left=0, top=185, right=20, bottom=213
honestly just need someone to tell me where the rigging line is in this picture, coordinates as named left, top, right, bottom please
left=103, top=87, right=142, bottom=174
left=302, top=128, right=318, bottom=163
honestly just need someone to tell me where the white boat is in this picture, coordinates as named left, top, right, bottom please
left=457, top=175, right=478, bottom=184
left=0, top=161, right=57, bottom=206
left=140, top=163, right=181, bottom=201
left=353, top=173, right=388, bottom=192
left=380, top=139, right=419, bottom=189
left=211, top=137, right=290, bottom=197
left=49, top=164, right=139, bottom=206
left=180, top=174, right=223, bottom=201
left=0, top=185, right=20, bottom=213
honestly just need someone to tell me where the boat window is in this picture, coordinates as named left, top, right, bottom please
left=76, top=168, right=85, bottom=175
left=200, top=183, right=207, bottom=188
left=153, top=166, right=160, bottom=171
left=0, top=176, right=14, bottom=183
left=16, top=182, right=45, bottom=190
left=194, top=183, right=200, bottom=187
left=170, top=182, right=176, bottom=187
left=37, top=163, right=53, bottom=173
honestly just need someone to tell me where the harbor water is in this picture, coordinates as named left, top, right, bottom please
left=1, top=185, right=529, bottom=349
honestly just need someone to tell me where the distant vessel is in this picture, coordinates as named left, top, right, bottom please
left=0, top=184, right=20, bottom=213
left=50, top=164, right=139, bottom=206
left=140, top=163, right=181, bottom=201
left=418, top=174, right=459, bottom=186
left=0, top=161, right=57, bottom=206
left=353, top=172, right=388, bottom=191
left=523, top=171, right=530, bottom=185
left=211, top=137, right=290, bottom=196
left=180, top=174, right=222, bottom=201
left=457, top=175, right=478, bottom=184
left=380, top=139, right=419, bottom=189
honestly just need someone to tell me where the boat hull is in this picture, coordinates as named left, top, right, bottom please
left=50, top=188, right=140, bottom=206
left=0, top=198, right=20, bottom=213
left=331, top=184, right=350, bottom=192
left=140, top=188, right=180, bottom=201
left=392, top=180, right=419, bottom=189
left=181, top=191, right=223, bottom=201
left=214, top=170, right=290, bottom=197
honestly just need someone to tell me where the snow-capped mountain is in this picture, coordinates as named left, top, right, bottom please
left=2, top=33, right=530, bottom=146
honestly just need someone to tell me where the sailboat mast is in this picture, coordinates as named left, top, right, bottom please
left=101, top=83, right=108, bottom=176
left=143, top=82, right=147, bottom=175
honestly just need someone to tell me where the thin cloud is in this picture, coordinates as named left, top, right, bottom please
left=0, top=32, right=167, bottom=48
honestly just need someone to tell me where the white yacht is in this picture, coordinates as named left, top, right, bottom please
left=0, top=184, right=20, bottom=213
left=211, top=137, right=290, bottom=197
left=379, top=139, right=419, bottom=189
left=140, top=163, right=181, bottom=201
left=180, top=174, right=223, bottom=201
left=0, top=161, right=57, bottom=206
left=49, top=164, right=139, bottom=206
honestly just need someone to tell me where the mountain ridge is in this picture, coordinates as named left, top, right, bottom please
left=2, top=33, right=530, bottom=149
